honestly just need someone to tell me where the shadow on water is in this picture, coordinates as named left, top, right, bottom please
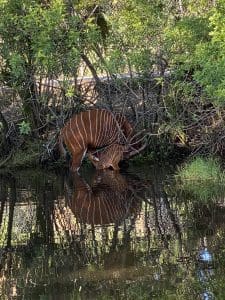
left=0, top=166, right=225, bottom=299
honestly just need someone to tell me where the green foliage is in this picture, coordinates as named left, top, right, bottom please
left=178, top=157, right=224, bottom=181
left=0, top=0, right=107, bottom=129
left=105, top=0, right=166, bottom=74
left=0, top=0, right=82, bottom=79
left=19, top=121, right=31, bottom=135
left=0, top=0, right=222, bottom=95
left=176, top=157, right=225, bottom=201
left=162, top=1, right=225, bottom=106
left=164, top=15, right=210, bottom=68
left=179, top=157, right=224, bottom=181
left=193, top=2, right=225, bottom=104
left=164, top=0, right=225, bottom=105
left=9, top=141, right=40, bottom=168
left=10, top=140, right=41, bottom=167
left=9, top=53, right=25, bottom=80
left=0, top=0, right=225, bottom=161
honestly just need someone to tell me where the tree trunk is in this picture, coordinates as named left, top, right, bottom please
left=81, top=53, right=102, bottom=86
left=19, top=74, right=41, bottom=131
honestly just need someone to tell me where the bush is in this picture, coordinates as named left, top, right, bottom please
left=176, top=157, right=225, bottom=201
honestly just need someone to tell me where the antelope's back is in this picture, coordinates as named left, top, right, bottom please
left=60, top=109, right=122, bottom=150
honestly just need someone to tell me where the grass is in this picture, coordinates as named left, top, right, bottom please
left=176, top=157, right=225, bottom=201
left=178, top=157, right=225, bottom=181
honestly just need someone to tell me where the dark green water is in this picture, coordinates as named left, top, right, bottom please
left=0, top=164, right=224, bottom=299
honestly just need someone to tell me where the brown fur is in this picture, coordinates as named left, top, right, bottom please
left=59, top=109, right=133, bottom=171
left=88, top=144, right=125, bottom=170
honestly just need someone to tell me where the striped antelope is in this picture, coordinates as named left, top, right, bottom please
left=59, top=109, right=144, bottom=171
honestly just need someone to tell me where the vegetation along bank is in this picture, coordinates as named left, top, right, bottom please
left=0, top=1, right=225, bottom=169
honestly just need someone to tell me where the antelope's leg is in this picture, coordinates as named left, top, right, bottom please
left=70, top=149, right=87, bottom=172
left=111, top=163, right=120, bottom=171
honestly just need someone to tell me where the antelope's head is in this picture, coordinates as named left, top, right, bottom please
left=88, top=144, right=125, bottom=170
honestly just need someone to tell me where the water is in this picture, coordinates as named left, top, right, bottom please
left=0, top=164, right=224, bottom=299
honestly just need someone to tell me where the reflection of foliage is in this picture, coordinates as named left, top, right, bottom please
left=8, top=140, right=41, bottom=167
left=1, top=167, right=225, bottom=299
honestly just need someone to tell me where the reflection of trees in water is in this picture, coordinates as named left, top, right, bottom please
left=0, top=175, right=17, bottom=248
left=0, top=176, right=8, bottom=247
left=52, top=170, right=144, bottom=266
left=0, top=169, right=225, bottom=298
left=0, top=172, right=64, bottom=297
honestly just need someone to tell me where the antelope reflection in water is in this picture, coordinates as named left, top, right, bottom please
left=67, top=170, right=142, bottom=226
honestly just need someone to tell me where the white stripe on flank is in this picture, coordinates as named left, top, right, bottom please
left=81, top=112, right=88, bottom=142
left=65, top=125, right=77, bottom=154
left=103, top=111, right=109, bottom=145
left=88, top=110, right=93, bottom=142
left=95, top=109, right=98, bottom=146
left=76, top=114, right=86, bottom=149
left=101, top=110, right=107, bottom=145
left=96, top=110, right=103, bottom=146
left=109, top=119, right=117, bottom=144
left=70, top=118, right=82, bottom=149
left=95, top=110, right=101, bottom=146
left=100, top=110, right=105, bottom=145
left=109, top=112, right=113, bottom=138
left=110, top=112, right=118, bottom=139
